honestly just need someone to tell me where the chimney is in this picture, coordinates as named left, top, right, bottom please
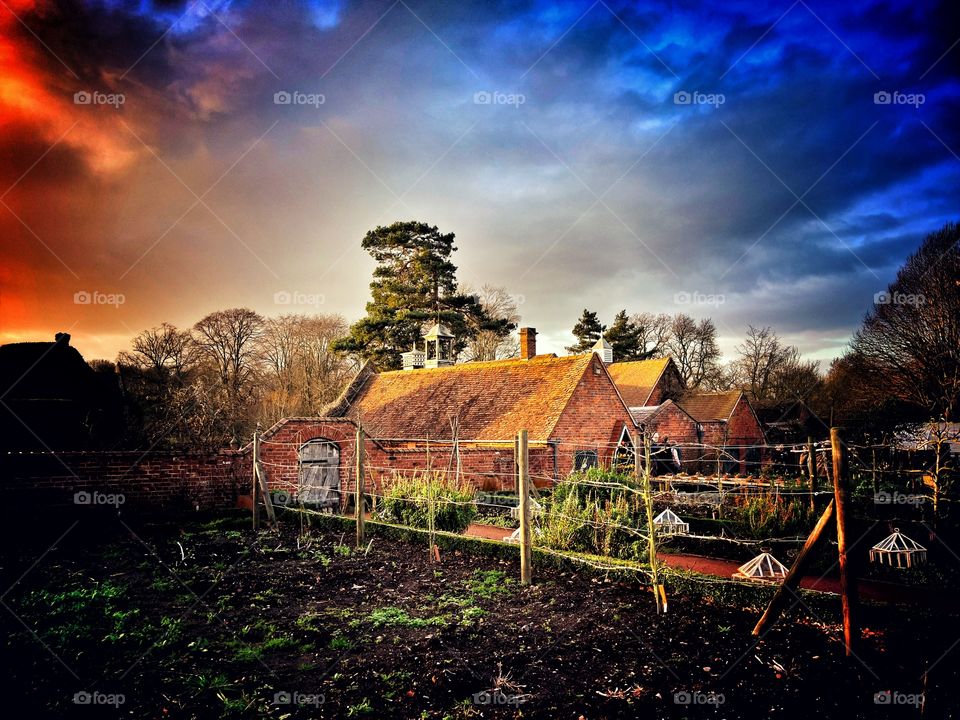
left=519, top=327, right=537, bottom=360
left=55, top=332, right=71, bottom=346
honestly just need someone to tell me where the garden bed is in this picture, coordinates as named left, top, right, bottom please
left=1, top=509, right=956, bottom=718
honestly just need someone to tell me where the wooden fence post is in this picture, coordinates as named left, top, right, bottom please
left=518, top=429, right=532, bottom=586
left=638, top=430, right=663, bottom=613
left=356, top=424, right=365, bottom=548
left=752, top=498, right=835, bottom=636
left=252, top=424, right=261, bottom=531
left=807, top=436, right=816, bottom=513
left=831, top=427, right=859, bottom=657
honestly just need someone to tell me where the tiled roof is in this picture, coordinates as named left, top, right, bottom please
left=344, top=354, right=597, bottom=441
left=607, top=358, right=671, bottom=406
left=627, top=405, right=662, bottom=425
left=629, top=399, right=695, bottom=426
left=678, top=390, right=743, bottom=422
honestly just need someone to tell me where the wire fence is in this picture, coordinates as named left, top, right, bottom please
left=247, top=425, right=957, bottom=603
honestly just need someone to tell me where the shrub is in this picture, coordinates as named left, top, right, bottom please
left=379, top=471, right=477, bottom=534
left=539, top=469, right=648, bottom=560
left=726, top=492, right=813, bottom=539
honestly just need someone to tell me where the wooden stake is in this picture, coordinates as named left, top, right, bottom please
left=252, top=424, right=261, bottom=531
left=256, top=460, right=276, bottom=525
left=752, top=498, right=835, bottom=636
left=638, top=430, right=662, bottom=613
left=518, top=429, right=532, bottom=586
left=831, top=427, right=859, bottom=657
left=355, top=424, right=365, bottom=548
left=807, top=436, right=816, bottom=513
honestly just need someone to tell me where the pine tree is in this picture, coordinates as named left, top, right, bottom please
left=334, top=221, right=512, bottom=369
left=566, top=309, right=605, bottom=353
left=603, top=310, right=643, bottom=360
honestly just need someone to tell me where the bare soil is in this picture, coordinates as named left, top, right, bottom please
left=1, top=510, right=957, bottom=719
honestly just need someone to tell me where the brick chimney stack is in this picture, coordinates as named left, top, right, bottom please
left=519, top=327, right=537, bottom=360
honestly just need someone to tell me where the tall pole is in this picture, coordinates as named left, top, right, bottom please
left=355, top=424, right=365, bottom=548
left=252, top=424, right=261, bottom=531
left=831, top=427, right=858, bottom=657
left=518, top=429, right=532, bottom=586
left=638, top=430, right=662, bottom=613
left=807, top=435, right=816, bottom=513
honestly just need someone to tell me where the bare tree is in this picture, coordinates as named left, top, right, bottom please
left=847, top=221, right=960, bottom=422
left=460, top=285, right=521, bottom=361
left=192, top=308, right=265, bottom=398
left=730, top=325, right=821, bottom=405
left=630, top=312, right=671, bottom=359
left=258, top=313, right=353, bottom=421
left=121, top=323, right=195, bottom=381
left=666, top=314, right=721, bottom=389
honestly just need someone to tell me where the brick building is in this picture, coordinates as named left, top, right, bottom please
left=676, top=390, right=766, bottom=474
left=239, top=327, right=640, bottom=507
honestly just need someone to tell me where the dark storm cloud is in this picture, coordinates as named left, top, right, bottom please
left=2, top=0, right=957, bottom=359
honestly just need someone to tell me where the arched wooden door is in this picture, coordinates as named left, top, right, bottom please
left=298, top=438, right=340, bottom=509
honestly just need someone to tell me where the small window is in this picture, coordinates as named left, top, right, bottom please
left=574, top=450, right=599, bottom=471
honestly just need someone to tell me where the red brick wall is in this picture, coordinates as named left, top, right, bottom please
left=550, top=357, right=635, bottom=474
left=253, top=417, right=558, bottom=499
left=1, top=450, right=244, bottom=510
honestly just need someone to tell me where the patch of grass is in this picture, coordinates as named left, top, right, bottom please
left=355, top=606, right=447, bottom=629
left=295, top=613, right=325, bottom=633
left=346, top=699, right=375, bottom=717
left=329, top=633, right=353, bottom=650
left=466, top=569, right=513, bottom=598
left=333, top=543, right=352, bottom=557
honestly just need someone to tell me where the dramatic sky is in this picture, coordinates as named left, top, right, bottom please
left=1, top=0, right=958, bottom=362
